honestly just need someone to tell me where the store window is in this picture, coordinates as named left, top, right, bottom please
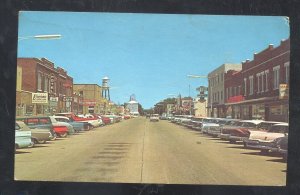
left=252, top=104, right=265, bottom=120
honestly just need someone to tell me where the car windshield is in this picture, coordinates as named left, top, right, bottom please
left=18, top=122, right=31, bottom=131
left=257, top=122, right=276, bottom=130
left=241, top=122, right=257, bottom=128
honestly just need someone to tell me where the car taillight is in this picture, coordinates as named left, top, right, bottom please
left=53, top=126, right=68, bottom=132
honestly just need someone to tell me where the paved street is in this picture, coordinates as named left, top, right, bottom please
left=15, top=117, right=286, bottom=185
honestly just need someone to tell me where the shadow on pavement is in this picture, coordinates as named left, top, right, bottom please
left=267, top=158, right=286, bottom=163
left=15, top=151, right=31, bottom=154
left=31, top=145, right=49, bottom=148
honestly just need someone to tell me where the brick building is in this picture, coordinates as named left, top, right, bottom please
left=224, top=70, right=244, bottom=119
left=16, top=58, right=73, bottom=116
left=73, top=84, right=108, bottom=114
left=223, top=38, right=289, bottom=122
left=240, top=39, right=289, bottom=122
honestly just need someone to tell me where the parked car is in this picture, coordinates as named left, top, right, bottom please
left=16, top=121, right=53, bottom=144
left=53, top=116, right=89, bottom=132
left=219, top=120, right=264, bottom=143
left=207, top=119, right=239, bottom=137
left=55, top=113, right=95, bottom=129
left=201, top=118, right=220, bottom=134
left=244, top=123, right=288, bottom=154
left=16, top=116, right=57, bottom=140
left=15, top=121, right=33, bottom=150
left=16, top=116, right=69, bottom=138
left=124, top=115, right=131, bottom=120
left=226, top=120, right=265, bottom=143
left=100, top=115, right=112, bottom=125
left=276, top=136, right=288, bottom=160
left=190, top=117, right=203, bottom=131
left=150, top=114, right=159, bottom=122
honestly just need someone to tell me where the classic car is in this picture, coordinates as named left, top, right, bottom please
left=190, top=117, right=203, bottom=131
left=17, top=116, right=70, bottom=138
left=244, top=123, right=288, bottom=154
left=207, top=119, right=240, bottom=137
left=226, top=120, right=265, bottom=143
left=219, top=120, right=264, bottom=143
left=16, top=116, right=57, bottom=140
left=16, top=121, right=53, bottom=144
left=53, top=116, right=89, bottom=132
left=15, top=121, right=33, bottom=150
left=55, top=112, right=98, bottom=129
left=201, top=118, right=220, bottom=134
left=276, top=136, right=288, bottom=160
left=150, top=114, right=159, bottom=122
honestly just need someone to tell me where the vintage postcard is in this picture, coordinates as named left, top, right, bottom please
left=15, top=11, right=289, bottom=185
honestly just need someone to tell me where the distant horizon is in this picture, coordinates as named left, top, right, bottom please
left=18, top=12, right=289, bottom=109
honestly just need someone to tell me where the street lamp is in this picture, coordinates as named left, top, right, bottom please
left=18, top=33, right=62, bottom=116
left=18, top=34, right=62, bottom=41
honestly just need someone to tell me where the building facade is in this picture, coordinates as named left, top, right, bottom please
left=208, top=63, right=242, bottom=117
left=240, top=39, right=289, bottom=122
left=73, top=84, right=107, bottom=114
left=17, top=58, right=73, bottom=116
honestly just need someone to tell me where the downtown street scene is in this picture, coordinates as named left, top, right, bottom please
left=15, top=12, right=289, bottom=186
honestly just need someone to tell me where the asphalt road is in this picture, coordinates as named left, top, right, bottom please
left=15, top=117, right=286, bottom=185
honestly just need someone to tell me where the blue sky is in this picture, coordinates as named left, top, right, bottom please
left=18, top=12, right=289, bottom=109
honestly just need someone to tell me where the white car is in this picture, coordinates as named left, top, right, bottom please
left=150, top=114, right=159, bottom=122
left=244, top=123, right=288, bottom=154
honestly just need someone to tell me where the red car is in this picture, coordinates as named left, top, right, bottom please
left=91, top=114, right=111, bottom=125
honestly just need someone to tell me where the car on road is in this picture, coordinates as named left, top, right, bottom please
left=15, top=121, right=33, bottom=150
left=150, top=114, right=159, bottom=122
left=244, top=123, right=289, bottom=154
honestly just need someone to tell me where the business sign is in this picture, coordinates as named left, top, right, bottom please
left=32, top=93, right=48, bottom=104
left=63, top=96, right=73, bottom=102
left=279, top=84, right=289, bottom=99
left=49, top=97, right=58, bottom=102
left=82, top=99, right=97, bottom=106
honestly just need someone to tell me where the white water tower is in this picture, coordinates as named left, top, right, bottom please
left=102, top=76, right=110, bottom=100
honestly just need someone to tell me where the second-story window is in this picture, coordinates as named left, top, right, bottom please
left=284, top=62, right=290, bottom=84
left=44, top=76, right=49, bottom=92
left=249, top=76, right=254, bottom=95
left=261, top=71, right=264, bottom=93
left=265, top=70, right=269, bottom=92
left=256, top=73, right=260, bottom=94
left=221, top=90, right=223, bottom=100
left=273, top=65, right=280, bottom=90
left=37, top=72, right=42, bottom=91
left=244, top=78, right=247, bottom=96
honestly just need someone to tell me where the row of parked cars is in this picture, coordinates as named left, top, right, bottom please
left=15, top=113, right=133, bottom=151
left=169, top=115, right=289, bottom=160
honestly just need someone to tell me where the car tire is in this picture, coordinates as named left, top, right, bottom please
left=32, top=138, right=39, bottom=144
left=260, top=149, right=269, bottom=155
left=59, top=132, right=68, bottom=138
left=229, top=140, right=236, bottom=144
left=38, top=140, right=47, bottom=144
